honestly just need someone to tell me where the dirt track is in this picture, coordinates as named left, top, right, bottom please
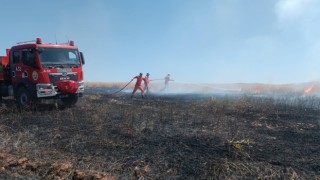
left=0, top=91, right=319, bottom=179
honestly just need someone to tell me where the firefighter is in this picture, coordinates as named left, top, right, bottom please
left=131, top=73, right=145, bottom=98
left=144, top=73, right=150, bottom=94
left=161, top=73, right=174, bottom=91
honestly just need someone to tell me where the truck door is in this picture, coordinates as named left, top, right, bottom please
left=22, top=49, right=39, bottom=83
left=9, top=51, right=22, bottom=85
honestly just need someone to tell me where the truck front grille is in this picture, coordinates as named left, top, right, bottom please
left=49, top=72, right=78, bottom=84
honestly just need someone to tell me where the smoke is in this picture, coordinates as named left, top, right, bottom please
left=86, top=80, right=320, bottom=97
left=139, top=81, right=319, bottom=97
left=275, top=0, right=320, bottom=82
left=275, top=0, right=306, bottom=21
left=275, top=0, right=320, bottom=22
left=147, top=82, right=239, bottom=95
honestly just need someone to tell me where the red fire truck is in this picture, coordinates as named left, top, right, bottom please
left=0, top=38, right=85, bottom=109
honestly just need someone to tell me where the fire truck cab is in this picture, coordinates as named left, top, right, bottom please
left=0, top=38, right=85, bottom=109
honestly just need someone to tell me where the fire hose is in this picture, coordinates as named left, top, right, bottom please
left=105, top=77, right=173, bottom=96
left=106, top=79, right=134, bottom=95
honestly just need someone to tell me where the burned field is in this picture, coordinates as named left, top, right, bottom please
left=0, top=91, right=319, bottom=179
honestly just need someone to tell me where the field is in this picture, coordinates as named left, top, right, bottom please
left=0, top=84, right=319, bottom=179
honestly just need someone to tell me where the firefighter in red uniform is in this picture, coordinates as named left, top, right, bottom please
left=144, top=73, right=150, bottom=94
left=131, top=73, right=145, bottom=98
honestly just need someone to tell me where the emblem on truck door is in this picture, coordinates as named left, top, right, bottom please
left=32, top=71, right=38, bottom=80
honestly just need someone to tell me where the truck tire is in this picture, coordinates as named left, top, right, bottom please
left=61, top=94, right=78, bottom=107
left=17, top=87, right=34, bottom=110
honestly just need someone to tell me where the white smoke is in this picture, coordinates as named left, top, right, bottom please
left=275, top=0, right=320, bottom=82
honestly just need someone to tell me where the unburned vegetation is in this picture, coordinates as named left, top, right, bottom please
left=0, top=91, right=319, bottom=179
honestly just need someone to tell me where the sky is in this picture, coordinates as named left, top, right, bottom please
left=1, top=0, right=320, bottom=84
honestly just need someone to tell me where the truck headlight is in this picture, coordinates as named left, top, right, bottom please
left=78, top=80, right=85, bottom=87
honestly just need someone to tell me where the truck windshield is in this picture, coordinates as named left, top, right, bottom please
left=39, top=48, right=81, bottom=68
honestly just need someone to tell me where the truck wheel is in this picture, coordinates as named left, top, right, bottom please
left=17, top=87, right=34, bottom=110
left=61, top=94, right=78, bottom=107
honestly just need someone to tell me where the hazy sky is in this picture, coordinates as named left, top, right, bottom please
left=1, top=0, right=320, bottom=84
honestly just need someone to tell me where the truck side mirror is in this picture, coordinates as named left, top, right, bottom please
left=80, top=52, right=85, bottom=65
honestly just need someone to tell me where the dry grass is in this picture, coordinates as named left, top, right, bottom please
left=0, top=90, right=319, bottom=179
